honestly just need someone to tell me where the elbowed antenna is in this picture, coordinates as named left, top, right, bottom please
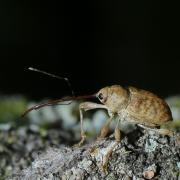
left=28, top=67, right=75, bottom=96
left=22, top=67, right=96, bottom=117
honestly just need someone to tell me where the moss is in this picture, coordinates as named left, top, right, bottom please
left=0, top=96, right=27, bottom=123
left=161, top=120, right=180, bottom=131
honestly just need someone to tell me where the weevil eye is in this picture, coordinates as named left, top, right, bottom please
left=98, top=93, right=104, bottom=100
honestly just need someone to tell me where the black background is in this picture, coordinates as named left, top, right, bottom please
left=0, top=1, right=180, bottom=100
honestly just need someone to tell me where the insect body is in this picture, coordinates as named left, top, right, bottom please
left=23, top=83, right=173, bottom=146
left=78, top=85, right=173, bottom=145
left=97, top=85, right=172, bottom=126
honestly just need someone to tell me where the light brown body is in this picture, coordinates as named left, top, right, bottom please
left=78, top=85, right=173, bottom=145
left=127, top=87, right=172, bottom=125
left=22, top=84, right=173, bottom=145
left=24, top=68, right=173, bottom=144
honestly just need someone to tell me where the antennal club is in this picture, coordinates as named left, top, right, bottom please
left=28, top=67, right=75, bottom=96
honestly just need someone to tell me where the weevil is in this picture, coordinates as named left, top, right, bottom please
left=76, top=85, right=173, bottom=145
left=23, top=68, right=173, bottom=146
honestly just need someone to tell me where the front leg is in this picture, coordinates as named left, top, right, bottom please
left=98, top=115, right=113, bottom=140
left=76, top=102, right=108, bottom=147
left=100, top=118, right=122, bottom=172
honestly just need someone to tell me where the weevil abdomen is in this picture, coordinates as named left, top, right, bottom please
left=126, top=86, right=172, bottom=126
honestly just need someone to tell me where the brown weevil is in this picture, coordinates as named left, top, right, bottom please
left=23, top=68, right=173, bottom=146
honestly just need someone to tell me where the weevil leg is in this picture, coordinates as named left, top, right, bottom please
left=101, top=118, right=122, bottom=172
left=97, top=115, right=114, bottom=140
left=156, top=128, right=174, bottom=136
left=102, top=142, right=118, bottom=173
left=75, top=102, right=108, bottom=147
left=114, top=118, right=121, bottom=142
left=102, top=144, right=131, bottom=174
left=137, top=124, right=174, bottom=136
left=77, top=107, right=86, bottom=146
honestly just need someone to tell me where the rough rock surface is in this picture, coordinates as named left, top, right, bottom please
left=9, top=129, right=180, bottom=180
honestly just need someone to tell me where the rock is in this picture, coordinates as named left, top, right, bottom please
left=143, top=164, right=156, bottom=179
left=8, top=130, right=180, bottom=180
left=143, top=170, right=154, bottom=179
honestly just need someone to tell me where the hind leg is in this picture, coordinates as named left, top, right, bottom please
left=137, top=124, right=174, bottom=136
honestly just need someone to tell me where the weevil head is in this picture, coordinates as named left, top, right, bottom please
left=96, top=85, right=129, bottom=113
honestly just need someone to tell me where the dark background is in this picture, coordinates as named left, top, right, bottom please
left=0, top=1, right=179, bottom=100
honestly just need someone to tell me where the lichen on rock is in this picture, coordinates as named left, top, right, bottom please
left=9, top=129, right=180, bottom=180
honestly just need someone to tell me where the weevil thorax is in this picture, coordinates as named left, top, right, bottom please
left=97, top=85, right=129, bottom=114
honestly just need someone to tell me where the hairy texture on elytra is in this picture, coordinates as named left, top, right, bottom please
left=126, top=87, right=172, bottom=126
